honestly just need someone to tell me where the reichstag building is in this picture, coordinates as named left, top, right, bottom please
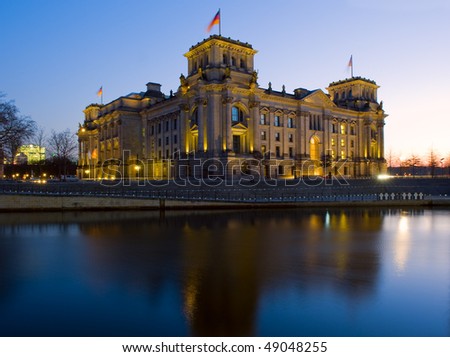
left=77, top=35, right=387, bottom=180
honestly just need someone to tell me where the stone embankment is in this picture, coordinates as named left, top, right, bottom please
left=0, top=177, right=449, bottom=211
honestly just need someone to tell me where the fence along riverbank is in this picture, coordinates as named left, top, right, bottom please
left=1, top=177, right=449, bottom=211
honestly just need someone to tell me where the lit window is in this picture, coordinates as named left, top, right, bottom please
left=341, top=139, right=345, bottom=147
left=261, top=145, right=266, bottom=154
left=260, top=114, right=266, bottom=125
left=274, top=115, right=281, bottom=127
left=340, top=124, right=346, bottom=135
left=341, top=150, right=346, bottom=159
left=261, top=131, right=266, bottom=140
left=331, top=138, right=335, bottom=146
left=232, top=106, right=244, bottom=123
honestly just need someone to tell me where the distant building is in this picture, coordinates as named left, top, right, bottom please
left=78, top=35, right=387, bottom=180
left=14, top=144, right=46, bottom=165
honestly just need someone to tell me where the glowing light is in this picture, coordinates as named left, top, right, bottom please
left=377, top=174, right=391, bottom=180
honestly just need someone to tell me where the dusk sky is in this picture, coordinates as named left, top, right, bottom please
left=1, top=0, right=449, bottom=160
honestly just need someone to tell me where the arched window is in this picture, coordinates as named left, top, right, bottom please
left=310, top=136, right=320, bottom=161
left=232, top=106, right=244, bottom=123
left=223, top=54, right=228, bottom=65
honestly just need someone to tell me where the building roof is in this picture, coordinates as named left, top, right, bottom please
left=189, top=35, right=254, bottom=51
left=328, top=76, right=377, bottom=87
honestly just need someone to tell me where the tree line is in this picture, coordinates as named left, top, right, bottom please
left=1, top=93, right=77, bottom=178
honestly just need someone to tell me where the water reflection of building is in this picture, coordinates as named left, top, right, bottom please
left=76, top=209, right=383, bottom=336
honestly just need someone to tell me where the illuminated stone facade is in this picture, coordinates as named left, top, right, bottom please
left=77, top=35, right=387, bottom=180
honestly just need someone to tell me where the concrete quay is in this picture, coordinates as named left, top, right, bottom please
left=0, top=177, right=449, bottom=212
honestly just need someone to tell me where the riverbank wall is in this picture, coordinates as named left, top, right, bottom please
left=1, top=194, right=449, bottom=212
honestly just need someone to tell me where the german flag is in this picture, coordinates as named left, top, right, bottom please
left=207, top=10, right=220, bottom=32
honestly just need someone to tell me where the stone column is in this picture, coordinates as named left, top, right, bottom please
left=179, top=104, right=189, bottom=155
left=224, top=96, right=233, bottom=151
left=197, top=98, right=205, bottom=153
left=207, top=92, right=221, bottom=156
left=250, top=101, right=260, bottom=153
left=283, top=110, right=289, bottom=158
left=377, top=120, right=385, bottom=159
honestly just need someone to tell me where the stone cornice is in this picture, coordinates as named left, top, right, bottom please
left=185, top=35, right=257, bottom=58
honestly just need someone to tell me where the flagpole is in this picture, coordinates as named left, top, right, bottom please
left=351, top=56, right=354, bottom=78
left=219, top=8, right=221, bottom=36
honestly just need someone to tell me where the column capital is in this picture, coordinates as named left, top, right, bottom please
left=195, top=97, right=208, bottom=106
left=249, top=100, right=260, bottom=109
left=222, top=96, right=233, bottom=105
left=178, top=103, right=190, bottom=112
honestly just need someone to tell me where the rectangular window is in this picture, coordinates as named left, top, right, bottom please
left=274, top=115, right=281, bottom=127
left=341, top=139, right=345, bottom=147
left=289, top=147, right=293, bottom=158
left=350, top=140, right=354, bottom=148
left=158, top=138, right=161, bottom=147
left=331, top=138, right=335, bottom=146
left=158, top=123, right=161, bottom=134
left=341, top=150, right=346, bottom=160
left=275, top=132, right=280, bottom=141
left=276, top=146, right=281, bottom=157
left=174, top=135, right=178, bottom=144
left=173, top=119, right=177, bottom=130
left=151, top=125, right=154, bottom=135
left=261, top=145, right=266, bottom=154
left=260, top=114, right=266, bottom=125
left=287, top=118, right=293, bottom=128
left=261, top=131, right=266, bottom=140
left=340, top=124, right=346, bottom=135
left=166, top=137, right=169, bottom=145
left=166, top=149, right=169, bottom=158
left=350, top=125, right=355, bottom=135
left=166, top=121, right=169, bottom=131
left=288, top=133, right=293, bottom=143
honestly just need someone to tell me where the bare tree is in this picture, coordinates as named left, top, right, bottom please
left=427, top=148, right=440, bottom=178
left=386, top=148, right=399, bottom=175
left=0, top=94, right=36, bottom=162
left=47, top=129, right=77, bottom=179
left=32, top=126, right=47, bottom=175
left=406, top=154, right=421, bottom=177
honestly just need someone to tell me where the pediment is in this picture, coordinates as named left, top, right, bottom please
left=302, top=90, right=336, bottom=108
left=231, top=122, right=248, bottom=130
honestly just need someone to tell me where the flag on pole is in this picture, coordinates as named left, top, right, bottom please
left=97, top=86, right=103, bottom=97
left=207, top=10, right=220, bottom=33
left=348, top=55, right=353, bottom=68
left=347, top=55, right=353, bottom=77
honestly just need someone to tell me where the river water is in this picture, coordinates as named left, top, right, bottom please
left=0, top=208, right=449, bottom=336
